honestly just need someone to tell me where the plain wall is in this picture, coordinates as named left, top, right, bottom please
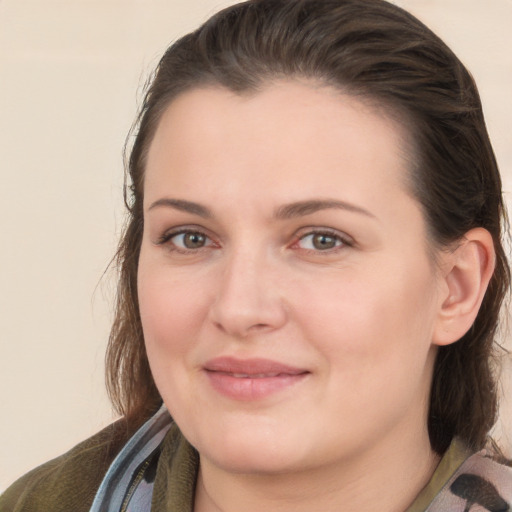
left=1, top=0, right=511, bottom=492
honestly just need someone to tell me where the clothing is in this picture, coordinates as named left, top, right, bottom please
left=89, top=406, right=174, bottom=511
left=0, top=409, right=198, bottom=512
left=1, top=407, right=511, bottom=512
left=0, top=419, right=129, bottom=512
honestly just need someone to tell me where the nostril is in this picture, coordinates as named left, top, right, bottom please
left=212, top=318, right=275, bottom=337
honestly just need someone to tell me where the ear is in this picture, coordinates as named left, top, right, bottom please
left=432, top=228, right=495, bottom=346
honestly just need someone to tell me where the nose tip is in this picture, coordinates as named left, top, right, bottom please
left=208, top=256, right=287, bottom=338
left=210, top=289, right=288, bottom=338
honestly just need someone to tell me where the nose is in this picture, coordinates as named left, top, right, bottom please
left=208, top=249, right=288, bottom=338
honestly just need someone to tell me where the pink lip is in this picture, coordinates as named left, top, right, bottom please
left=203, top=357, right=309, bottom=401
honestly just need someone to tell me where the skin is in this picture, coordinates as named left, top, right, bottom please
left=137, top=81, right=490, bottom=512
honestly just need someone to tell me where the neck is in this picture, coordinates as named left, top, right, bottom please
left=194, top=426, right=440, bottom=512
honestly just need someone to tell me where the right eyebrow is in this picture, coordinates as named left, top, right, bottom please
left=147, top=198, right=212, bottom=218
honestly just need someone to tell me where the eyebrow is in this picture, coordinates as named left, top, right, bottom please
left=274, top=199, right=375, bottom=220
left=148, top=198, right=212, bottom=218
left=147, top=197, right=375, bottom=220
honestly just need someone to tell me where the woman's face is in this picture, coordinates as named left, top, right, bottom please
left=138, top=81, right=446, bottom=475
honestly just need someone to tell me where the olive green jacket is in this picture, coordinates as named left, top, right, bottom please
left=0, top=421, right=198, bottom=512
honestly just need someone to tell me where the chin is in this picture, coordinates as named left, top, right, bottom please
left=208, top=446, right=300, bottom=475
left=194, top=427, right=308, bottom=475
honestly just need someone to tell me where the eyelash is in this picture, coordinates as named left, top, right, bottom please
left=292, top=228, right=353, bottom=254
left=155, top=227, right=353, bottom=254
left=155, top=228, right=216, bottom=253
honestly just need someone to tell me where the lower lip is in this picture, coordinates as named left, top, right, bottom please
left=205, top=371, right=308, bottom=401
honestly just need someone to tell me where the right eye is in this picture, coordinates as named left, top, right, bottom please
left=172, top=231, right=209, bottom=249
left=157, top=229, right=215, bottom=251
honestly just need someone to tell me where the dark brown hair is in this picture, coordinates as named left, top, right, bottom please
left=106, top=0, right=510, bottom=453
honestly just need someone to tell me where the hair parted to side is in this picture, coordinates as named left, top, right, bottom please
left=106, top=0, right=510, bottom=452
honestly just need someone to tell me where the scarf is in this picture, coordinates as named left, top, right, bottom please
left=89, top=405, right=172, bottom=512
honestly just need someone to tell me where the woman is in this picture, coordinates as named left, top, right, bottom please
left=1, top=0, right=510, bottom=510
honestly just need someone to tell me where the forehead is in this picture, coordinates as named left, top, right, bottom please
left=144, top=81, right=414, bottom=207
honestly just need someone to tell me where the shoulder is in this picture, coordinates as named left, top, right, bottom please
left=0, top=420, right=129, bottom=512
left=444, top=449, right=512, bottom=509
left=424, top=442, right=512, bottom=512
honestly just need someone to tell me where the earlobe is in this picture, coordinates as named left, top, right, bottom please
left=432, top=228, right=495, bottom=346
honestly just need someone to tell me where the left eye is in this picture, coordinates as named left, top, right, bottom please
left=297, top=232, right=344, bottom=251
left=170, top=231, right=212, bottom=249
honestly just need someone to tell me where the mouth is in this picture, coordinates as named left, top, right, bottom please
left=203, top=357, right=310, bottom=401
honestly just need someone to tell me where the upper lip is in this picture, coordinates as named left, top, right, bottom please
left=203, top=357, right=309, bottom=377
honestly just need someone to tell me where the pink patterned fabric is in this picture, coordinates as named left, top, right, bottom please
left=427, top=450, right=511, bottom=511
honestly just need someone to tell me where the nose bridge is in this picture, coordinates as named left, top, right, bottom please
left=210, top=243, right=286, bottom=337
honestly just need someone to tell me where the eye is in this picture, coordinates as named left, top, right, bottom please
left=175, top=232, right=208, bottom=249
left=157, top=229, right=214, bottom=251
left=295, top=230, right=350, bottom=251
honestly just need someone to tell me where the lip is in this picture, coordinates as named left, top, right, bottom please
left=203, top=357, right=310, bottom=401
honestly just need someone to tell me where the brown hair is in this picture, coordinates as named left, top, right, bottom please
left=106, top=0, right=510, bottom=453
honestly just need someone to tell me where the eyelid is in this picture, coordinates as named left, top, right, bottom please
left=154, top=225, right=218, bottom=250
left=291, top=227, right=354, bottom=251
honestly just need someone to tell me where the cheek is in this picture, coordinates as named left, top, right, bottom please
left=292, top=258, right=439, bottom=375
left=298, top=266, right=439, bottom=425
left=137, top=260, right=211, bottom=366
left=137, top=261, right=214, bottom=422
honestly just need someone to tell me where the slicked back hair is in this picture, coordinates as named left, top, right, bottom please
left=106, top=0, right=510, bottom=454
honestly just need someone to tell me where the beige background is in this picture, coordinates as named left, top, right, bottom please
left=1, top=0, right=511, bottom=492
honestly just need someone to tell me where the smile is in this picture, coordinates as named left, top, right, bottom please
left=229, top=372, right=284, bottom=378
left=203, top=357, right=310, bottom=401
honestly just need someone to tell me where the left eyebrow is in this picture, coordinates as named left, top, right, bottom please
left=274, top=199, right=376, bottom=220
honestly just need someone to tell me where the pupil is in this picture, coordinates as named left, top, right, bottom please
left=313, top=234, right=335, bottom=250
left=184, top=233, right=205, bottom=248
